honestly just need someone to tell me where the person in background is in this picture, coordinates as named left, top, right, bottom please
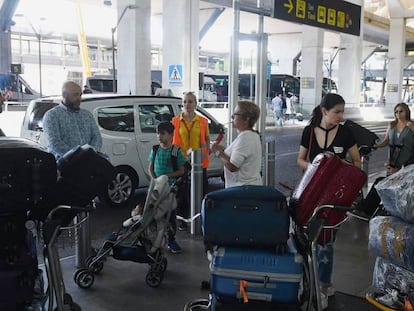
left=148, top=121, right=186, bottom=254
left=43, top=81, right=102, bottom=159
left=297, top=93, right=360, bottom=308
left=271, top=92, right=283, bottom=127
left=171, top=92, right=210, bottom=230
left=350, top=102, right=414, bottom=220
left=211, top=100, right=262, bottom=188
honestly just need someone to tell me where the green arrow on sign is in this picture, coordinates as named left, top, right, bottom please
left=283, top=0, right=294, bottom=13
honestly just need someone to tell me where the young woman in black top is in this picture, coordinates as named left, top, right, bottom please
left=297, top=93, right=361, bottom=304
left=298, top=93, right=361, bottom=170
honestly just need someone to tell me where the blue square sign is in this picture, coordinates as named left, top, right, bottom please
left=168, top=65, right=183, bottom=85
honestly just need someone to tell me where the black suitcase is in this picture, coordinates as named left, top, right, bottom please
left=0, top=213, right=38, bottom=310
left=343, top=119, right=379, bottom=148
left=57, top=145, right=116, bottom=206
left=0, top=137, right=57, bottom=213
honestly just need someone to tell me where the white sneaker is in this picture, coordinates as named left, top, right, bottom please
left=320, top=285, right=335, bottom=297
left=320, top=292, right=328, bottom=310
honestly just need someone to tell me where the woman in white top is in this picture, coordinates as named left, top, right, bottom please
left=211, top=100, right=262, bottom=188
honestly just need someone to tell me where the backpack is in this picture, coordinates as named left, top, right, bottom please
left=152, top=144, right=180, bottom=171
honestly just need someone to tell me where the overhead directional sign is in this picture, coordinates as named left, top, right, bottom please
left=273, top=0, right=361, bottom=36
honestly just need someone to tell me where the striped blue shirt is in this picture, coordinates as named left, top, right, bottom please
left=43, top=103, right=102, bottom=159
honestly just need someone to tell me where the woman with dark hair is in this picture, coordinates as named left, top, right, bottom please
left=298, top=93, right=360, bottom=170
left=350, top=102, right=414, bottom=220
left=297, top=93, right=360, bottom=305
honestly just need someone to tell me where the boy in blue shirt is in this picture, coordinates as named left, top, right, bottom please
left=148, top=121, right=187, bottom=253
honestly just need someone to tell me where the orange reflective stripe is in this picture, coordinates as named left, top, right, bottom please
left=239, top=280, right=249, bottom=303
left=172, top=114, right=210, bottom=168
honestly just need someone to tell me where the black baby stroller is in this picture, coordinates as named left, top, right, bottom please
left=74, top=174, right=178, bottom=289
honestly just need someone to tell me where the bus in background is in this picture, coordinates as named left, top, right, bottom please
left=322, top=77, right=338, bottom=94
left=205, top=73, right=337, bottom=100
left=85, top=74, right=162, bottom=95
left=204, top=74, right=229, bottom=102
left=0, top=73, right=40, bottom=102
left=205, top=73, right=301, bottom=101
left=199, top=74, right=218, bottom=102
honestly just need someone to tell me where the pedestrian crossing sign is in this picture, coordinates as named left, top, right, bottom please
left=168, top=65, right=183, bottom=85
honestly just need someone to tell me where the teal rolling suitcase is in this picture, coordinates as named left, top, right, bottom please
left=202, top=185, right=289, bottom=248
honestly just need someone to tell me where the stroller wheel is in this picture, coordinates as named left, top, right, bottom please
left=86, top=256, right=104, bottom=273
left=75, top=269, right=95, bottom=289
left=73, top=269, right=83, bottom=284
left=146, top=270, right=163, bottom=288
left=183, top=299, right=210, bottom=311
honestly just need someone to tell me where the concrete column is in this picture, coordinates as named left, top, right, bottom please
left=338, top=0, right=363, bottom=108
left=117, top=0, right=151, bottom=95
left=338, top=34, right=362, bottom=107
left=162, top=0, right=199, bottom=97
left=385, top=17, right=406, bottom=107
left=0, top=31, right=12, bottom=73
left=300, top=26, right=324, bottom=116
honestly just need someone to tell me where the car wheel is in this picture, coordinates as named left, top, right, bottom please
left=102, top=167, right=138, bottom=208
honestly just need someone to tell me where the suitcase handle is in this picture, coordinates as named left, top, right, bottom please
left=233, top=204, right=258, bottom=211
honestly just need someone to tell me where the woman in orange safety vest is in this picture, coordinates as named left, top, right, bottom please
left=172, top=92, right=210, bottom=223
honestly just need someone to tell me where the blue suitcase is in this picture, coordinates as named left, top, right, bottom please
left=210, top=239, right=303, bottom=304
left=202, top=185, right=289, bottom=247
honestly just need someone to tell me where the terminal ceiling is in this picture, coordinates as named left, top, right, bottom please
left=3, top=0, right=414, bottom=53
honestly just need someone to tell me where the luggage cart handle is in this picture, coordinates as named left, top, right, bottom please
left=46, top=204, right=96, bottom=221
left=307, top=204, right=353, bottom=223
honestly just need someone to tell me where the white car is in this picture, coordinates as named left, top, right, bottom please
left=20, top=94, right=225, bottom=208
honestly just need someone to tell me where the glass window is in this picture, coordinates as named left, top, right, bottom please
left=97, top=106, right=134, bottom=132
left=138, top=104, right=174, bottom=133
left=88, top=79, right=114, bottom=92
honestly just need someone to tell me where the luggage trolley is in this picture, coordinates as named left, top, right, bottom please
left=41, top=205, right=95, bottom=311
left=184, top=153, right=366, bottom=311
left=183, top=203, right=354, bottom=311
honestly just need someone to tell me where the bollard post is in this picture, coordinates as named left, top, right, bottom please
left=266, top=140, right=276, bottom=187
left=74, top=210, right=92, bottom=268
left=190, top=149, right=203, bottom=235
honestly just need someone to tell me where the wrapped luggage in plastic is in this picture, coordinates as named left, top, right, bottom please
left=375, top=164, right=414, bottom=223
left=372, top=256, right=414, bottom=297
left=0, top=137, right=57, bottom=212
left=0, top=213, right=39, bottom=310
left=56, top=144, right=116, bottom=206
left=368, top=216, right=414, bottom=271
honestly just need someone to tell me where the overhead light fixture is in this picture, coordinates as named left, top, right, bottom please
left=103, top=0, right=112, bottom=6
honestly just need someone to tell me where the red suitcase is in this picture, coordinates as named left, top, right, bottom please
left=291, top=152, right=366, bottom=244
